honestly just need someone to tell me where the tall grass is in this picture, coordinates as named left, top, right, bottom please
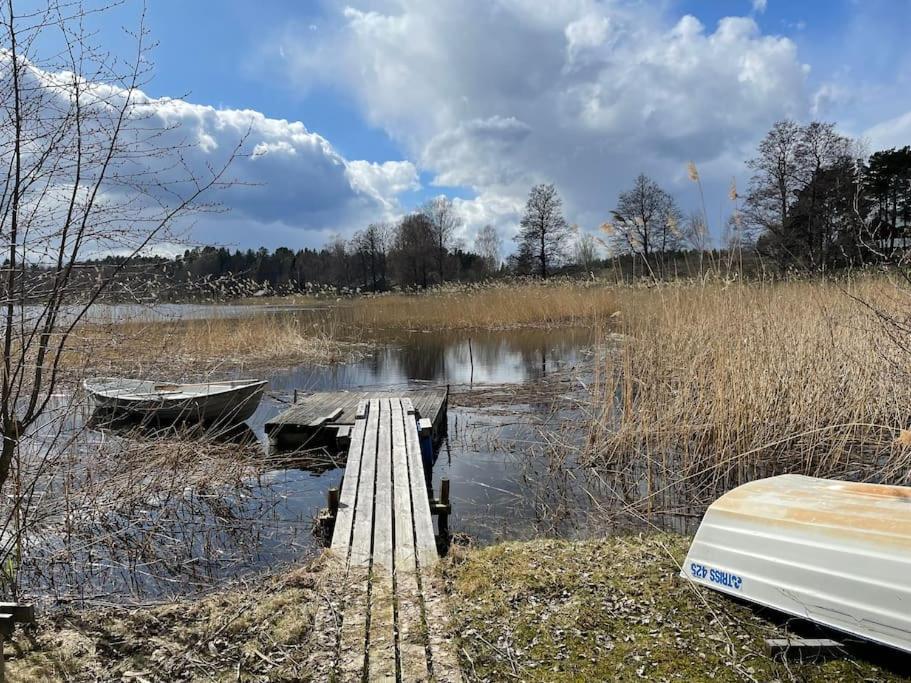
left=340, top=280, right=618, bottom=331
left=585, top=276, right=911, bottom=516
left=69, top=313, right=359, bottom=376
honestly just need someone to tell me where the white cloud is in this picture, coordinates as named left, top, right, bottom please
left=1, top=54, right=419, bottom=250
left=346, top=160, right=420, bottom=208
left=422, top=116, right=533, bottom=188
left=452, top=192, right=526, bottom=243
left=276, top=1, right=811, bottom=243
left=752, top=0, right=768, bottom=15
left=865, top=111, right=911, bottom=151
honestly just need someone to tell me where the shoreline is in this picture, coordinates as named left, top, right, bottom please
left=7, top=534, right=909, bottom=681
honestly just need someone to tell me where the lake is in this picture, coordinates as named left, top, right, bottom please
left=17, top=320, right=668, bottom=603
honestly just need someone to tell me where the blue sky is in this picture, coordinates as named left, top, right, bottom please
left=19, top=0, right=911, bottom=252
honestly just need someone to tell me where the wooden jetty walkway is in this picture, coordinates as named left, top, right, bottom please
left=266, top=388, right=448, bottom=449
left=309, top=397, right=462, bottom=682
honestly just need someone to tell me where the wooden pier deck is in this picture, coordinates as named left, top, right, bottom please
left=309, top=397, right=462, bottom=682
left=266, top=388, right=447, bottom=449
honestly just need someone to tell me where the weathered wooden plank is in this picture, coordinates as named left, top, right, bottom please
left=337, top=399, right=380, bottom=681
left=421, top=572, right=464, bottom=683
left=391, top=398, right=430, bottom=682
left=312, top=393, right=461, bottom=682
left=267, top=389, right=446, bottom=428
left=309, top=400, right=369, bottom=678
left=306, top=554, right=350, bottom=678
left=369, top=399, right=396, bottom=681
left=349, top=398, right=379, bottom=568
left=765, top=637, right=843, bottom=658
left=0, top=603, right=34, bottom=623
left=402, top=399, right=462, bottom=681
left=402, top=398, right=438, bottom=569
left=309, top=406, right=344, bottom=428
left=337, top=565, right=370, bottom=681
left=330, top=401, right=368, bottom=553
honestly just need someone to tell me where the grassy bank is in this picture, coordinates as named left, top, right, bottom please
left=8, top=535, right=906, bottom=681
left=445, top=535, right=909, bottom=682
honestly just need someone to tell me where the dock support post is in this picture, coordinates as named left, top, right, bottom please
left=328, top=486, right=339, bottom=517
left=317, top=485, right=340, bottom=544
left=430, top=477, right=452, bottom=539
left=418, top=418, right=434, bottom=487
left=439, top=478, right=451, bottom=537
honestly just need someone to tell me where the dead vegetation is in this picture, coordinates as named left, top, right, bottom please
left=9, top=533, right=909, bottom=681
left=335, top=280, right=618, bottom=331
left=583, top=276, right=911, bottom=517
left=443, top=535, right=910, bottom=682
left=65, top=312, right=363, bottom=376
left=7, top=408, right=321, bottom=604
left=5, top=558, right=325, bottom=681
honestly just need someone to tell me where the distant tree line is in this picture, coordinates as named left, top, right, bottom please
left=73, top=118, right=911, bottom=299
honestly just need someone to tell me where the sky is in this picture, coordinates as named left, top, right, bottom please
left=14, top=0, right=911, bottom=253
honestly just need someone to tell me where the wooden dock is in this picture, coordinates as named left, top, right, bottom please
left=266, top=388, right=447, bottom=450
left=309, top=397, right=462, bottom=682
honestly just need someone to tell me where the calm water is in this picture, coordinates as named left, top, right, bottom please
left=243, top=327, right=598, bottom=561
left=21, top=325, right=615, bottom=602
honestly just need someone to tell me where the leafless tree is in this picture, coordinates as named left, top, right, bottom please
left=744, top=119, right=854, bottom=267
left=573, top=229, right=599, bottom=273
left=743, top=119, right=802, bottom=241
left=681, top=211, right=710, bottom=253
left=474, top=223, right=501, bottom=274
left=515, top=183, right=569, bottom=279
left=351, top=222, right=390, bottom=291
left=391, top=212, right=435, bottom=288
left=605, top=174, right=681, bottom=273
left=0, top=1, right=239, bottom=594
left=422, top=196, right=461, bottom=284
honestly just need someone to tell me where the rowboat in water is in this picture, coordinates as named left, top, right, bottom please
left=84, top=378, right=267, bottom=424
left=682, top=474, right=911, bottom=653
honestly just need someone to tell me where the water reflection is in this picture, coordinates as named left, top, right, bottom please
left=17, top=326, right=602, bottom=603
left=257, top=327, right=592, bottom=396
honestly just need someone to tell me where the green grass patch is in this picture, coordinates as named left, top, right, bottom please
left=443, top=534, right=909, bottom=682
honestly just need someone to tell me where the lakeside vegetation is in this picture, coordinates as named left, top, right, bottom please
left=68, top=314, right=362, bottom=376
left=3, top=1, right=911, bottom=680
left=335, top=280, right=619, bottom=331
left=584, top=275, right=911, bottom=517
left=8, top=535, right=907, bottom=681
left=444, top=536, right=908, bottom=682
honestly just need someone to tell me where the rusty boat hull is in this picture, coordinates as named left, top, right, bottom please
left=681, top=474, right=911, bottom=653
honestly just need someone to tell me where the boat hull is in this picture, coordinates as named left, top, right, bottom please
left=86, top=379, right=267, bottom=425
left=681, top=474, right=911, bottom=653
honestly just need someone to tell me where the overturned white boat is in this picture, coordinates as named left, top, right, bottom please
left=85, top=378, right=267, bottom=424
left=682, top=474, right=911, bottom=653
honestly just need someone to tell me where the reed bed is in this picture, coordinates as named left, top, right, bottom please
left=68, top=312, right=360, bottom=376
left=584, top=276, right=911, bottom=517
left=339, top=280, right=618, bottom=331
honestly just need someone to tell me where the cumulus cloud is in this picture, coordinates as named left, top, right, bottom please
left=276, top=0, right=811, bottom=244
left=139, top=102, right=418, bottom=246
left=422, top=116, right=533, bottom=188
left=1, top=54, right=418, bottom=250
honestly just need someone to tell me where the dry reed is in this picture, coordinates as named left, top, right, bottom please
left=585, top=276, right=911, bottom=516
left=67, top=313, right=360, bottom=376
left=339, top=280, right=618, bottom=331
